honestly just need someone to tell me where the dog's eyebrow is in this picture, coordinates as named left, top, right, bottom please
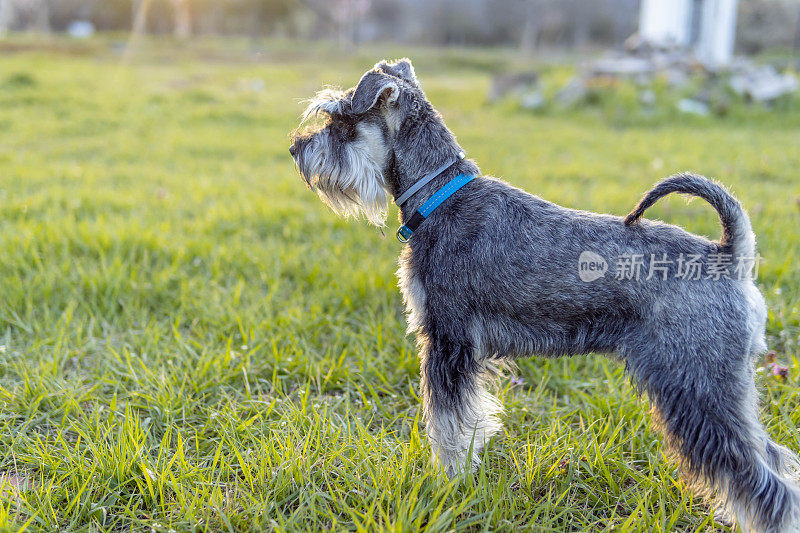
left=301, top=88, right=351, bottom=123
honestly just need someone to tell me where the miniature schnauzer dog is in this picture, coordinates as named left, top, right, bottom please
left=290, top=58, right=800, bottom=532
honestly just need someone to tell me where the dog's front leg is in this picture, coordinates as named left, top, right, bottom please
left=419, top=334, right=503, bottom=477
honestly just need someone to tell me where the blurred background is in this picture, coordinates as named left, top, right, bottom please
left=1, top=0, right=800, bottom=56
left=2, top=2, right=800, bottom=530
left=2, top=0, right=800, bottom=118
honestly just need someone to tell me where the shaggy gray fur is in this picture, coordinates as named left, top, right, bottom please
left=290, top=58, right=800, bottom=532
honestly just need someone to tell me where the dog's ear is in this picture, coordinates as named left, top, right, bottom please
left=350, top=71, right=399, bottom=115
left=376, top=58, right=418, bottom=86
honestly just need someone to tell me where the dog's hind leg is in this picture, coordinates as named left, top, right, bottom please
left=629, top=343, right=800, bottom=532
left=418, top=331, right=503, bottom=477
left=764, top=437, right=800, bottom=486
left=742, top=283, right=800, bottom=486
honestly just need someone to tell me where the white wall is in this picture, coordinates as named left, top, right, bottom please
left=639, top=0, right=739, bottom=65
left=639, top=0, right=692, bottom=46
left=696, top=0, right=738, bottom=66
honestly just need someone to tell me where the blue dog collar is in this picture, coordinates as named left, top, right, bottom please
left=395, top=151, right=465, bottom=207
left=396, top=173, right=475, bottom=243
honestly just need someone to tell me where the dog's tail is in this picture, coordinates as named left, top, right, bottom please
left=624, top=172, right=755, bottom=260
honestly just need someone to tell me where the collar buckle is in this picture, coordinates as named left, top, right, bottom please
left=396, top=225, right=412, bottom=243
left=395, top=174, right=475, bottom=245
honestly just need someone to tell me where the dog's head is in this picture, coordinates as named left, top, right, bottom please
left=289, top=58, right=427, bottom=226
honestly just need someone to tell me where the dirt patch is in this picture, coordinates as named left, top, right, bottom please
left=0, top=40, right=100, bottom=56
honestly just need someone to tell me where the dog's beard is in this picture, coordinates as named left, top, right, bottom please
left=297, top=130, right=388, bottom=227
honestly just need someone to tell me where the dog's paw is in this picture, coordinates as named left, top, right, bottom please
left=431, top=448, right=479, bottom=479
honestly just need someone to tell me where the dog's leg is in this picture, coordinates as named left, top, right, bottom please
left=418, top=334, right=503, bottom=477
left=764, top=438, right=800, bottom=485
left=743, top=285, right=800, bottom=487
left=635, top=348, right=800, bottom=533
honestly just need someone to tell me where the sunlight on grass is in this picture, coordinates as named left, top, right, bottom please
left=0, top=38, right=798, bottom=531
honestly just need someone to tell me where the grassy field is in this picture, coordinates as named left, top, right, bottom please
left=0, top=37, right=799, bottom=532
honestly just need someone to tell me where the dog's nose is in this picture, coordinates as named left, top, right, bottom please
left=289, top=144, right=296, bottom=157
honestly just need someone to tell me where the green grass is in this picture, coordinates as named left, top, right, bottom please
left=0, top=37, right=799, bottom=532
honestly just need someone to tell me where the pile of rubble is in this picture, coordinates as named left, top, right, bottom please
left=728, top=63, right=799, bottom=104
left=490, top=39, right=799, bottom=115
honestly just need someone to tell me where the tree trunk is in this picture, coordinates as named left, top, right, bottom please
left=519, top=1, right=539, bottom=53
left=132, top=0, right=151, bottom=36
left=794, top=4, right=800, bottom=54
left=34, top=0, right=49, bottom=34
left=172, top=0, right=190, bottom=39
left=0, top=0, right=13, bottom=37
left=571, top=0, right=590, bottom=49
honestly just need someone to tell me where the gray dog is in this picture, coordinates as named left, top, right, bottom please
left=289, top=58, right=800, bottom=532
